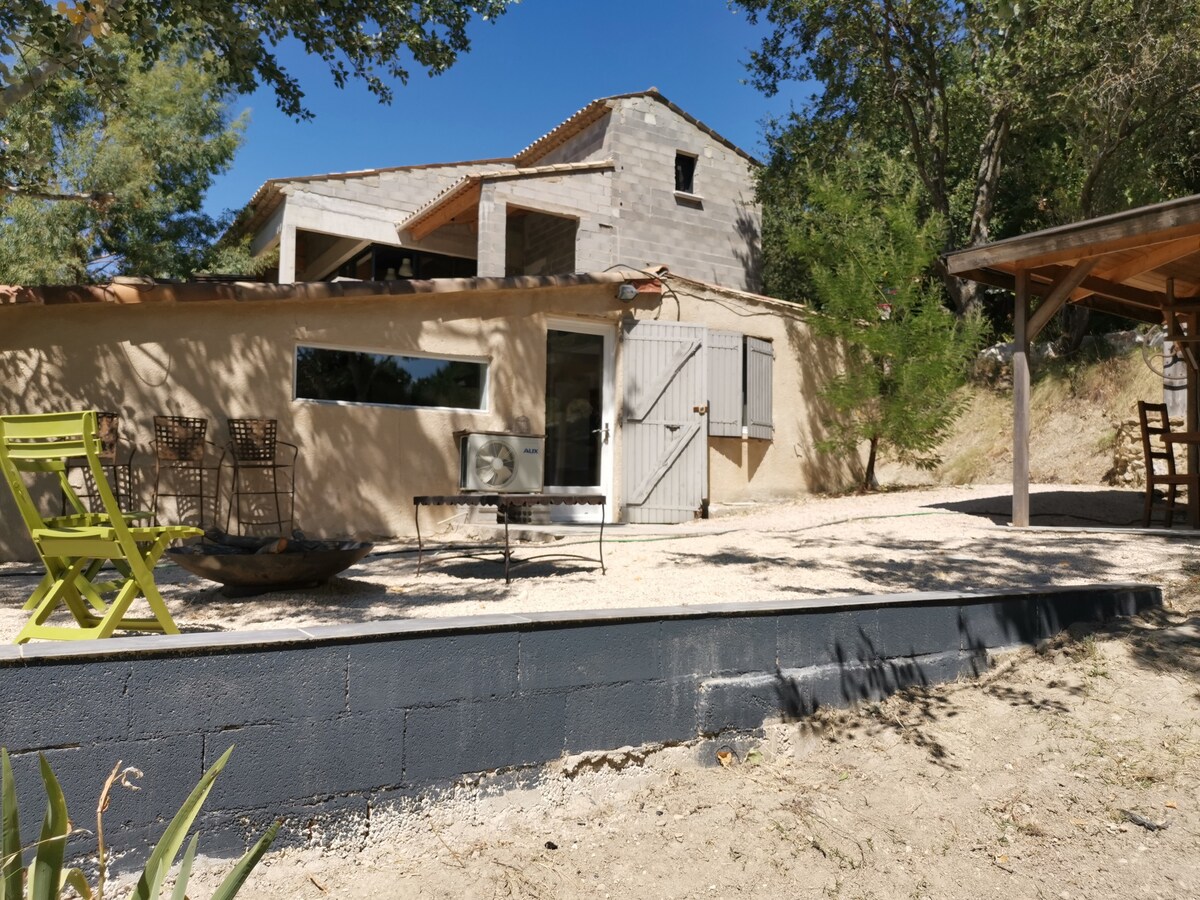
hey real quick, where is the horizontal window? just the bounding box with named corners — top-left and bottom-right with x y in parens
top-left (295, 345), bottom-right (487, 411)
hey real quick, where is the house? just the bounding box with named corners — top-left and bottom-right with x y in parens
top-left (0, 269), bottom-right (853, 560)
top-left (0, 94), bottom-right (851, 562)
top-left (232, 90), bottom-right (763, 293)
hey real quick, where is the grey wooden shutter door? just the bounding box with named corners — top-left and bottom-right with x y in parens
top-left (621, 320), bottom-right (709, 523)
top-left (745, 337), bottom-right (774, 440)
top-left (707, 330), bottom-right (743, 437)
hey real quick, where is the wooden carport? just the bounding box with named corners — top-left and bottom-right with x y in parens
top-left (944, 194), bottom-right (1200, 527)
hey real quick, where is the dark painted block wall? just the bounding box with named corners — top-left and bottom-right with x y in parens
top-left (0, 583), bottom-right (1159, 866)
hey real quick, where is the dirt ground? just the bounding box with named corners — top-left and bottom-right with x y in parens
top-left (174, 584), bottom-right (1200, 900)
top-left (7, 482), bottom-right (1193, 899)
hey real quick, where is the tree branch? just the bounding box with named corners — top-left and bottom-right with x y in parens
top-left (0, 0), bottom-right (127, 120)
top-left (2, 184), bottom-right (115, 206)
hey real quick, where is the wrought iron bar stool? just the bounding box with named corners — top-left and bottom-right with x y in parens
top-left (61, 411), bottom-right (135, 513)
top-left (220, 418), bottom-right (298, 535)
top-left (151, 415), bottom-right (218, 526)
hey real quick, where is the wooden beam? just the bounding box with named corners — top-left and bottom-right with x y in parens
top-left (1092, 235), bottom-right (1200, 285)
top-left (945, 199), bottom-right (1200, 274)
top-left (1073, 294), bottom-right (1162, 325)
top-left (1035, 266), bottom-right (1166, 312)
top-left (1166, 278), bottom-right (1200, 370)
top-left (1026, 258), bottom-right (1099, 341)
top-left (299, 237), bottom-right (369, 282)
top-left (1013, 269), bottom-right (1031, 528)
top-left (1189, 312), bottom-right (1199, 527)
top-left (406, 182), bottom-right (482, 241)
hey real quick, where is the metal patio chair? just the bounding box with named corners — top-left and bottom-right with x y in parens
top-left (220, 417), bottom-right (298, 535)
top-left (0, 410), bottom-right (202, 643)
top-left (152, 415), bottom-right (219, 526)
top-left (60, 410), bottom-right (136, 514)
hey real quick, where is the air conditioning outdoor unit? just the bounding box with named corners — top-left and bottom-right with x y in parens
top-left (458, 431), bottom-right (545, 493)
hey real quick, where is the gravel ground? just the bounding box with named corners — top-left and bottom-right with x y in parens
top-left (1, 483), bottom-right (1196, 642)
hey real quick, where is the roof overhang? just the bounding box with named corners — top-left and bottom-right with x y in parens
top-left (944, 194), bottom-right (1200, 331)
top-left (0, 271), bottom-right (657, 309)
top-left (398, 161), bottom-right (616, 241)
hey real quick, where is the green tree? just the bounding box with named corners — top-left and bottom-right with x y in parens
top-left (736, 0), bottom-right (1200, 322)
top-left (791, 151), bottom-right (984, 490)
top-left (0, 0), bottom-right (516, 198)
top-left (0, 41), bottom-right (246, 282)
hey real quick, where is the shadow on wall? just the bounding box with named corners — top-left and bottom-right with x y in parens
top-left (783, 317), bottom-right (861, 492)
top-left (733, 199), bottom-right (763, 294)
top-left (0, 296), bottom-right (548, 560)
top-left (764, 589), bottom-right (1151, 765)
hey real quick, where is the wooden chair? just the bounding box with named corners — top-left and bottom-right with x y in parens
top-left (1137, 400), bottom-right (1197, 527)
top-left (220, 418), bottom-right (297, 535)
top-left (0, 410), bottom-right (201, 643)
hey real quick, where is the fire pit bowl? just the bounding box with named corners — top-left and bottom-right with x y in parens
top-left (167, 533), bottom-right (374, 594)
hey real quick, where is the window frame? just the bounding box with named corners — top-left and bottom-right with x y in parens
top-left (674, 150), bottom-right (698, 195)
top-left (292, 342), bottom-right (491, 413)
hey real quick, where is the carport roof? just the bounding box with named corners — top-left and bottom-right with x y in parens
top-left (944, 193), bottom-right (1200, 530)
top-left (944, 193), bottom-right (1200, 330)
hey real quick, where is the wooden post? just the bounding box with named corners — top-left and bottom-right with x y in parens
top-left (1013, 269), bottom-right (1031, 527)
top-left (1189, 311), bottom-right (1199, 527)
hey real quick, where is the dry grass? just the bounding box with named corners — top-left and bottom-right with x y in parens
top-left (882, 349), bottom-right (1163, 488)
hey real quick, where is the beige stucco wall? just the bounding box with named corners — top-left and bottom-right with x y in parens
top-left (0, 279), bottom-right (850, 561)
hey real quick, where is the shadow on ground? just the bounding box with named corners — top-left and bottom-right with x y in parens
top-left (663, 529), bottom-right (1137, 596)
top-left (924, 489), bottom-right (1147, 528)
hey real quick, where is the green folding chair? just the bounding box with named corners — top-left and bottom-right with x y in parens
top-left (0, 411), bottom-right (202, 643)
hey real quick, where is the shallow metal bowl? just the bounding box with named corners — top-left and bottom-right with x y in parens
top-left (166, 540), bottom-right (373, 592)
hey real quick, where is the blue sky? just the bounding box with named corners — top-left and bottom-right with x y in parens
top-left (204, 0), bottom-right (816, 217)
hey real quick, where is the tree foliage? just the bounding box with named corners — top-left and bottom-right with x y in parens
top-left (790, 151), bottom-right (984, 489)
top-left (0, 41), bottom-right (246, 282)
top-left (737, 0), bottom-right (1200, 322)
top-left (0, 0), bottom-right (516, 195)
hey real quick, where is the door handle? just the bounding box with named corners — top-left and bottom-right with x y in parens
top-left (693, 404), bottom-right (708, 415)
top-left (591, 423), bottom-right (610, 444)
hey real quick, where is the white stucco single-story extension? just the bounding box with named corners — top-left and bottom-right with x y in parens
top-left (0, 270), bottom-right (852, 560)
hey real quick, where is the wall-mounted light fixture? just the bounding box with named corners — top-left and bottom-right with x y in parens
top-left (398, 258), bottom-right (415, 278)
top-left (616, 282), bottom-right (638, 302)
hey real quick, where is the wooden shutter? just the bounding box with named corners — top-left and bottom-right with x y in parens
top-left (706, 330), bottom-right (743, 437)
top-left (620, 320), bottom-right (709, 523)
top-left (745, 337), bottom-right (774, 441)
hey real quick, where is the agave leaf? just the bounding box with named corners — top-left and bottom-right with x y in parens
top-left (28, 755), bottom-right (69, 900)
top-left (1, 749), bottom-right (22, 900)
top-left (126, 745), bottom-right (234, 900)
top-left (60, 866), bottom-right (93, 899)
top-left (168, 834), bottom-right (199, 900)
top-left (209, 820), bottom-right (279, 900)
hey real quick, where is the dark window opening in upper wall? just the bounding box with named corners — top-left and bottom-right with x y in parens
top-left (675, 152), bottom-right (697, 194)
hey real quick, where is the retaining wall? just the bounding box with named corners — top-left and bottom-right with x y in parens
top-left (0, 583), bottom-right (1159, 863)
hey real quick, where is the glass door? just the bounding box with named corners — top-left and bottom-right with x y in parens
top-left (543, 321), bottom-right (614, 522)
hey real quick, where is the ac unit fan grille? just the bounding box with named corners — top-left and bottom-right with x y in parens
top-left (474, 439), bottom-right (517, 488)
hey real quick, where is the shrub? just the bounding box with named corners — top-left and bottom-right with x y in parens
top-left (0, 745), bottom-right (277, 900)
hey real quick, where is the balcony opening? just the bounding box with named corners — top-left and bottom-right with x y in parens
top-left (506, 208), bottom-right (578, 276)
